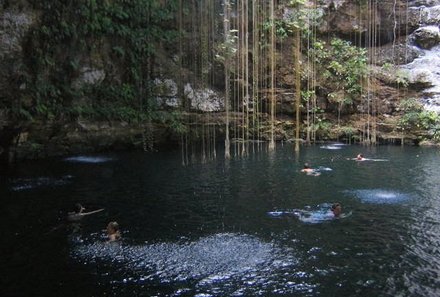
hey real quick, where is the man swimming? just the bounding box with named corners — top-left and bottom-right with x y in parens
top-left (301, 163), bottom-right (314, 173)
top-left (67, 203), bottom-right (104, 222)
top-left (356, 154), bottom-right (365, 161)
top-left (331, 203), bottom-right (342, 217)
top-left (301, 163), bottom-right (321, 176)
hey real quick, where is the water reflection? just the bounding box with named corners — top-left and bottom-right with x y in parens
top-left (3, 145), bottom-right (440, 296)
top-left (346, 189), bottom-right (411, 204)
top-left (64, 156), bottom-right (114, 163)
top-left (10, 175), bottom-right (73, 191)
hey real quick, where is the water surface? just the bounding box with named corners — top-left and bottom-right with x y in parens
top-left (1, 144), bottom-right (440, 296)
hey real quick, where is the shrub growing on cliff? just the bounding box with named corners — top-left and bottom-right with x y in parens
top-left (311, 38), bottom-right (367, 114)
top-left (398, 98), bottom-right (440, 141)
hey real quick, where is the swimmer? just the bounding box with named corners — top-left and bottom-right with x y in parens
top-left (107, 221), bottom-right (121, 242)
top-left (301, 163), bottom-right (321, 176)
top-left (356, 153), bottom-right (365, 161)
top-left (67, 203), bottom-right (104, 222)
top-left (331, 203), bottom-right (342, 217)
top-left (301, 163), bottom-right (314, 173)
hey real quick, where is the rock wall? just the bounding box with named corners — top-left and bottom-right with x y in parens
top-left (1, 0), bottom-right (440, 162)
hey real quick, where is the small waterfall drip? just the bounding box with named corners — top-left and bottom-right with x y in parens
top-left (405, 3), bottom-right (440, 111)
top-left (403, 45), bottom-right (440, 110)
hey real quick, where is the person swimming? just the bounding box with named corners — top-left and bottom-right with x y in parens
top-left (107, 221), bottom-right (121, 242)
top-left (331, 203), bottom-right (342, 217)
top-left (356, 154), bottom-right (365, 161)
top-left (301, 163), bottom-right (321, 176)
top-left (301, 163), bottom-right (314, 173)
top-left (67, 203), bottom-right (104, 222)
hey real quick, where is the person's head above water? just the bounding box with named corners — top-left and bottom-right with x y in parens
top-left (356, 154), bottom-right (364, 160)
top-left (331, 203), bottom-right (342, 217)
top-left (303, 163), bottom-right (311, 169)
top-left (74, 203), bottom-right (85, 214)
top-left (107, 221), bottom-right (121, 242)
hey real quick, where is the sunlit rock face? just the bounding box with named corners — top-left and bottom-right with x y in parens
top-left (408, 0), bottom-right (440, 6)
top-left (72, 67), bottom-right (106, 90)
top-left (403, 45), bottom-right (440, 111)
top-left (407, 5), bottom-right (440, 30)
top-left (317, 0), bottom-right (409, 44)
top-left (153, 78), bottom-right (224, 112)
top-left (402, 2), bottom-right (440, 111)
top-left (0, 10), bottom-right (35, 57)
top-left (370, 39), bottom-right (423, 65)
top-left (411, 26), bottom-right (440, 49)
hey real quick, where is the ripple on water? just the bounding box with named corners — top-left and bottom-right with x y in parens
top-left (10, 175), bottom-right (73, 191)
top-left (268, 203), bottom-right (350, 224)
top-left (71, 233), bottom-right (306, 295)
top-left (346, 189), bottom-right (411, 204)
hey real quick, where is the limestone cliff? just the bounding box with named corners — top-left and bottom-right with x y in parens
top-left (1, 0), bottom-right (440, 162)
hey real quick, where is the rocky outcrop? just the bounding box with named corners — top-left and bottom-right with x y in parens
top-left (2, 0), bottom-right (440, 162)
top-left (407, 4), bottom-right (440, 30)
top-left (411, 25), bottom-right (440, 49)
top-left (318, 0), bottom-right (409, 44)
top-left (370, 38), bottom-right (423, 65)
top-left (154, 78), bottom-right (224, 112)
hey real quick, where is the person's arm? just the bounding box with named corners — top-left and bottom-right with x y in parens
top-left (81, 208), bottom-right (105, 216)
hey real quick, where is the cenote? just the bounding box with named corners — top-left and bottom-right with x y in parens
top-left (2, 144), bottom-right (440, 297)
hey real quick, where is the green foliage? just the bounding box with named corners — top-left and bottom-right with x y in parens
top-left (381, 63), bottom-right (409, 88)
top-left (312, 118), bottom-right (332, 139)
top-left (215, 30), bottom-right (238, 63)
top-left (153, 111), bottom-right (187, 135)
top-left (395, 70), bottom-right (410, 88)
top-left (381, 63), bottom-right (393, 72)
top-left (283, 2), bottom-right (323, 34)
top-left (398, 98), bottom-right (440, 141)
top-left (22, 0), bottom-right (179, 127)
top-left (289, 0), bottom-right (307, 6)
top-left (311, 38), bottom-right (367, 110)
top-left (301, 90), bottom-right (315, 103)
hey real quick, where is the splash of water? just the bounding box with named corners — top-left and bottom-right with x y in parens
top-left (268, 203), bottom-right (349, 224)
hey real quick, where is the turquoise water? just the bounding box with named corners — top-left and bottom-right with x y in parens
top-left (1, 144), bottom-right (440, 296)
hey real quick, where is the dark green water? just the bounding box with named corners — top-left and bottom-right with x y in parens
top-left (1, 144), bottom-right (440, 297)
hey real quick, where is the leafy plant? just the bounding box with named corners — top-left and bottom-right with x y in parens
top-left (398, 98), bottom-right (440, 141)
top-left (311, 38), bottom-right (367, 112)
top-left (22, 0), bottom-right (179, 126)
